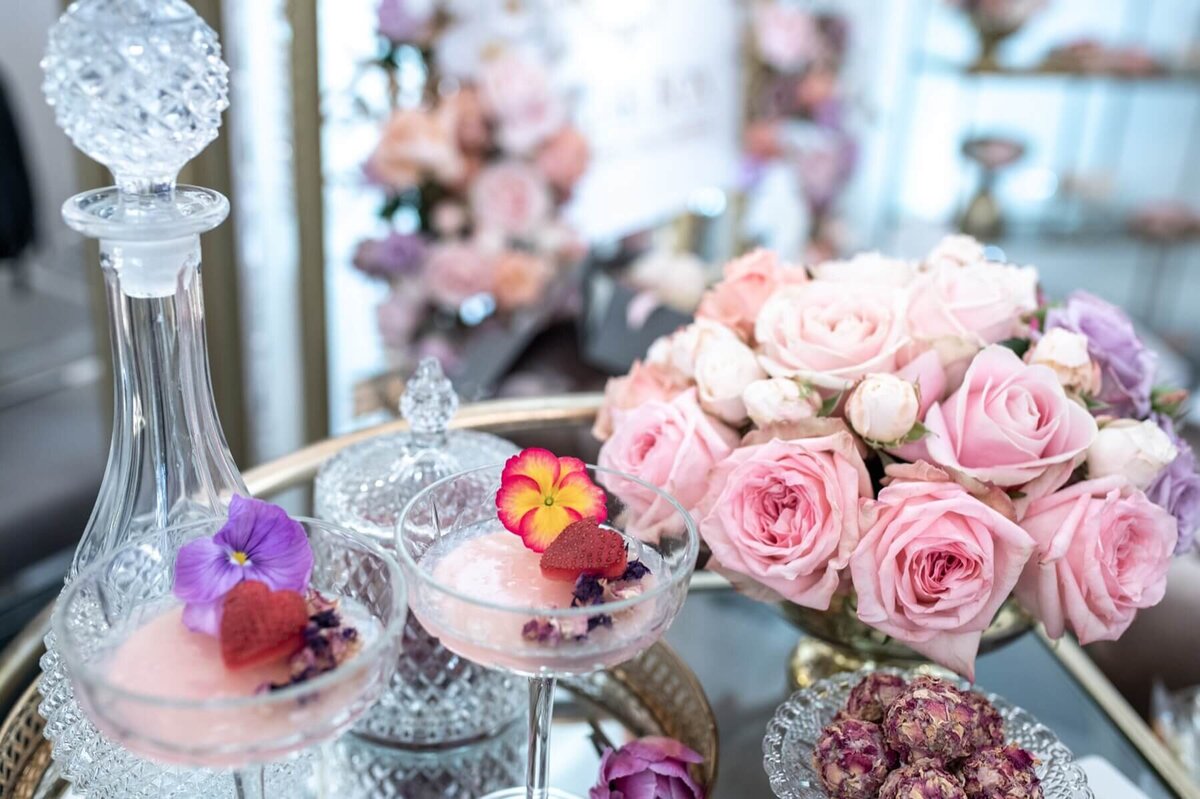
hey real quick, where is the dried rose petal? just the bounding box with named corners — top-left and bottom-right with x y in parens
top-left (879, 762), bottom-right (966, 799)
top-left (960, 744), bottom-right (1043, 798)
top-left (884, 677), bottom-right (979, 762)
top-left (810, 718), bottom-right (894, 799)
top-left (845, 673), bottom-right (909, 723)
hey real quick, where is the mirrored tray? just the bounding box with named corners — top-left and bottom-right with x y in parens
top-left (0, 641), bottom-right (717, 798)
top-left (762, 668), bottom-right (1093, 799)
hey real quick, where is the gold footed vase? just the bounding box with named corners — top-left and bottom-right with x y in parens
top-left (782, 595), bottom-right (1033, 689)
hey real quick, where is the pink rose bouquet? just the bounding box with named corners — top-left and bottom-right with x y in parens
top-left (598, 236), bottom-right (1193, 676)
top-left (353, 5), bottom-right (590, 376)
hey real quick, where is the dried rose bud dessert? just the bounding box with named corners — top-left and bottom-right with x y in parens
top-left (884, 677), bottom-right (978, 762)
top-left (959, 744), bottom-right (1043, 799)
top-left (878, 762), bottom-right (967, 799)
top-left (844, 673), bottom-right (908, 723)
top-left (810, 717), bottom-right (895, 799)
top-left (962, 690), bottom-right (1005, 751)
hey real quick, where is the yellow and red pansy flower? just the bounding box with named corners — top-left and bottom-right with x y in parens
top-left (496, 448), bottom-right (608, 552)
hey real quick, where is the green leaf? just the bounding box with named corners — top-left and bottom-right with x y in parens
top-left (899, 421), bottom-right (930, 444)
top-left (818, 391), bottom-right (843, 418)
top-left (997, 337), bottom-right (1031, 359)
top-left (1151, 385), bottom-right (1190, 419)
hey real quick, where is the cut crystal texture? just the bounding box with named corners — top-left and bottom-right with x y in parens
top-left (316, 357), bottom-right (525, 746)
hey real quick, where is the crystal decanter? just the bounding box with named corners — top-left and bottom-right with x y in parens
top-left (316, 358), bottom-right (525, 747)
top-left (38, 1), bottom-right (302, 795)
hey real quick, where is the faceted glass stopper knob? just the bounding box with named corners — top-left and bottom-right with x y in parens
top-left (401, 357), bottom-right (459, 438)
top-left (42, 0), bottom-right (230, 193)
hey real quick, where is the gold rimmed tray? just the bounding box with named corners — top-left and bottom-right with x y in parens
top-left (0, 640), bottom-right (717, 798)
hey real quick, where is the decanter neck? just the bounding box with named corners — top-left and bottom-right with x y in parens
top-left (72, 236), bottom-right (244, 576)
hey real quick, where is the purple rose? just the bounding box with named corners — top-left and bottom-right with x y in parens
top-left (376, 0), bottom-right (433, 44)
top-left (353, 232), bottom-right (428, 281)
top-left (589, 737), bottom-right (705, 799)
top-left (1045, 291), bottom-right (1156, 417)
top-left (1149, 414), bottom-right (1200, 554)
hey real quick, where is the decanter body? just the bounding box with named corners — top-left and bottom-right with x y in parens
top-left (37, 1), bottom-right (302, 795)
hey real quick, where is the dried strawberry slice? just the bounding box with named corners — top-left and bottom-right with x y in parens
top-left (218, 580), bottom-right (308, 670)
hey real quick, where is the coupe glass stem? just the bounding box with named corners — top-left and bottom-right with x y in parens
top-left (526, 675), bottom-right (557, 799)
top-left (233, 766), bottom-right (265, 799)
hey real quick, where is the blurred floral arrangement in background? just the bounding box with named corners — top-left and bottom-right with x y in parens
top-left (353, 0), bottom-right (589, 375)
top-left (741, 1), bottom-right (857, 262)
top-left (595, 236), bottom-right (1197, 679)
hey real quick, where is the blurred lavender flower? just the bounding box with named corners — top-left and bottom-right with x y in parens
top-left (1149, 414), bottom-right (1200, 554)
top-left (376, 0), bottom-right (434, 44)
top-left (1045, 291), bottom-right (1156, 418)
top-left (353, 232), bottom-right (429, 281)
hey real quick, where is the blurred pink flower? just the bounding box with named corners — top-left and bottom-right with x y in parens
top-left (753, 3), bottom-right (823, 73)
top-left (443, 86), bottom-right (491, 153)
top-left (492, 250), bottom-right (553, 311)
top-left (696, 249), bottom-right (807, 341)
top-left (422, 242), bottom-right (493, 311)
top-left (365, 109), bottom-right (464, 191)
top-left (535, 126), bottom-right (590, 191)
top-left (480, 51), bottom-right (566, 153)
top-left (376, 282), bottom-right (426, 349)
top-left (470, 161), bottom-right (552, 238)
top-left (594, 360), bottom-right (688, 441)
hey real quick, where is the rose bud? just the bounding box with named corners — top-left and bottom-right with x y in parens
top-left (693, 334), bottom-right (766, 424)
top-left (1027, 328), bottom-right (1101, 396)
top-left (884, 678), bottom-right (978, 762)
top-left (846, 373), bottom-right (920, 444)
top-left (742, 378), bottom-right (822, 428)
top-left (879, 762), bottom-right (967, 799)
top-left (1086, 419), bottom-right (1178, 490)
top-left (811, 718), bottom-right (895, 799)
top-left (844, 673), bottom-right (908, 724)
top-left (960, 744), bottom-right (1043, 799)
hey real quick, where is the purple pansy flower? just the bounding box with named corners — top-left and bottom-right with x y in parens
top-left (1045, 291), bottom-right (1156, 418)
top-left (589, 737), bottom-right (705, 799)
top-left (173, 496), bottom-right (314, 635)
top-left (1149, 414), bottom-right (1200, 554)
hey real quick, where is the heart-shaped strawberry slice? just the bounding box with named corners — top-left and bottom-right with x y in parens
top-left (219, 580), bottom-right (308, 670)
top-left (539, 518), bottom-right (627, 582)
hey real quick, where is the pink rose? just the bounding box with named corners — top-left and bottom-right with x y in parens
top-left (479, 51), bottom-right (566, 154)
top-left (851, 473), bottom-right (1036, 678)
top-left (443, 86), bottom-right (490, 153)
top-left (422, 242), bottom-right (493, 311)
top-left (1016, 476), bottom-right (1177, 644)
top-left (598, 390), bottom-right (739, 533)
top-left (754, 282), bottom-right (909, 390)
top-left (752, 3), bottom-right (823, 73)
top-left (491, 250), bottom-right (553, 311)
top-left (907, 261), bottom-right (1038, 354)
top-left (698, 433), bottom-right (870, 609)
top-left (535, 126), bottom-right (590, 192)
top-left (696, 249), bottom-right (808, 340)
top-left (469, 161), bottom-right (552, 238)
top-left (365, 109), bottom-right (464, 191)
top-left (924, 346), bottom-right (1098, 494)
top-left (593, 360), bottom-right (688, 441)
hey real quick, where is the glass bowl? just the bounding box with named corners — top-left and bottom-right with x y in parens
top-left (762, 668), bottom-right (1094, 799)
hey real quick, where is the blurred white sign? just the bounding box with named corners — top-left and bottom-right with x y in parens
top-left (551, 0), bottom-right (742, 240)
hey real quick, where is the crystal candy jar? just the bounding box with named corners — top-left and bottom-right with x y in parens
top-left (38, 1), bottom-right (304, 794)
top-left (315, 358), bottom-right (524, 747)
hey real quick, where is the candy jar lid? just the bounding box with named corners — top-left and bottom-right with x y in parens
top-left (315, 358), bottom-right (519, 543)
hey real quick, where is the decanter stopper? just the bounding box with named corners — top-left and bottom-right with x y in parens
top-left (42, 0), bottom-right (229, 196)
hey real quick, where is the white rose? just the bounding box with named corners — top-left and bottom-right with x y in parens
top-left (1028, 328), bottom-right (1101, 395)
top-left (742, 378), bottom-right (822, 428)
top-left (845, 373), bottom-right (921, 444)
top-left (1086, 419), bottom-right (1178, 490)
top-left (627, 250), bottom-right (708, 312)
top-left (925, 234), bottom-right (987, 269)
top-left (647, 320), bottom-right (740, 382)
top-left (694, 336), bottom-right (767, 424)
top-left (811, 252), bottom-right (916, 287)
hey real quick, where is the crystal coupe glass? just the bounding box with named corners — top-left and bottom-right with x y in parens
top-left (55, 518), bottom-right (407, 799)
top-left (396, 464), bottom-right (699, 799)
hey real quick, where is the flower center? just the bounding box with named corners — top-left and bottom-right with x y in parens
top-left (544, 495), bottom-right (555, 506)
top-left (230, 550), bottom-right (250, 566)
